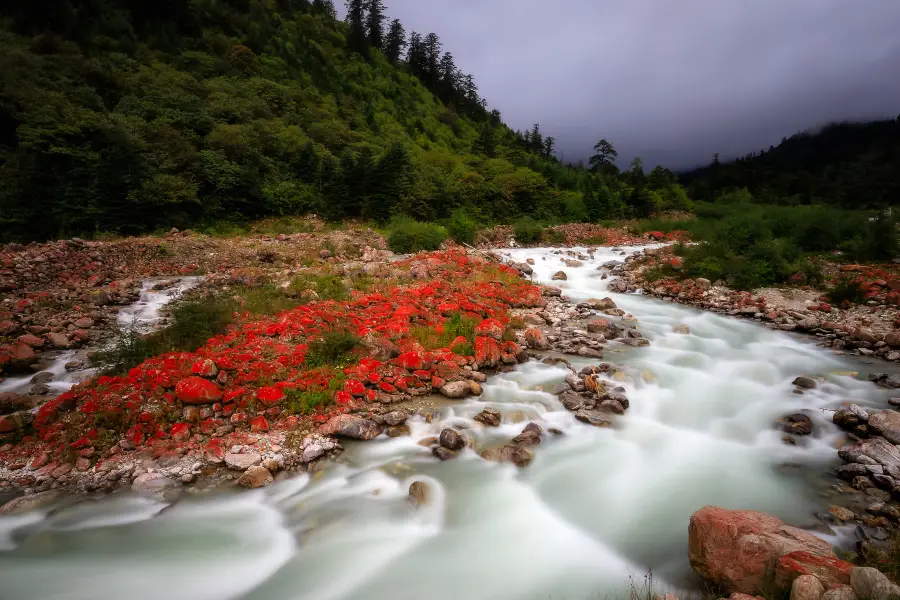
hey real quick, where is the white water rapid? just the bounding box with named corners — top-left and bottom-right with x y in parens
top-left (0, 248), bottom-right (895, 600)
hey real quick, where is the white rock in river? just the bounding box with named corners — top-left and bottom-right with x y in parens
top-left (224, 452), bottom-right (262, 470)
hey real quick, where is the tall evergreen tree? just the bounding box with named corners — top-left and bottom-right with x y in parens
top-left (529, 124), bottom-right (543, 154)
top-left (423, 32), bottom-right (442, 86)
top-left (473, 124), bottom-right (496, 158)
top-left (384, 18), bottom-right (406, 63)
top-left (406, 31), bottom-right (426, 77)
top-left (589, 139), bottom-right (617, 172)
top-left (544, 136), bottom-right (555, 159)
top-left (438, 52), bottom-right (457, 100)
top-left (312, 0), bottom-right (336, 16)
top-left (364, 0), bottom-right (386, 51)
top-left (345, 0), bottom-right (368, 56)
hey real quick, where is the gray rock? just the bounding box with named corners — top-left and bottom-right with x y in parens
top-left (575, 409), bottom-right (613, 427)
top-left (474, 408), bottom-right (501, 427)
top-left (792, 376), bottom-right (817, 389)
top-left (131, 473), bottom-right (178, 494)
top-left (224, 452), bottom-right (262, 470)
top-left (821, 585), bottom-right (857, 600)
top-left (868, 410), bottom-right (900, 444)
top-left (382, 411), bottom-right (408, 426)
top-left (790, 574), bottom-right (825, 600)
top-left (837, 464), bottom-right (870, 480)
top-left (439, 380), bottom-right (471, 399)
top-left (587, 297), bottom-right (617, 311)
top-left (551, 271), bottom-right (567, 281)
top-left (850, 567), bottom-right (900, 600)
top-left (0, 490), bottom-right (62, 515)
top-left (480, 444), bottom-right (534, 467)
top-left (559, 391), bottom-right (585, 411)
top-left (565, 372), bottom-right (585, 392)
top-left (512, 422), bottom-right (543, 445)
top-left (619, 337), bottom-right (650, 347)
top-left (320, 414), bottom-right (383, 440)
top-left (439, 428), bottom-right (465, 450)
top-left (840, 438), bottom-right (900, 472)
top-left (301, 443), bottom-right (325, 463)
top-left (432, 446), bottom-right (456, 461)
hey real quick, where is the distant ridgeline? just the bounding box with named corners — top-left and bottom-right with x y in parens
top-left (680, 118), bottom-right (900, 208)
top-left (0, 0), bottom-right (691, 242)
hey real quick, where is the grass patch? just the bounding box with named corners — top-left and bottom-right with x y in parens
top-left (828, 277), bottom-right (868, 305)
top-left (387, 217), bottom-right (447, 253)
top-left (410, 312), bottom-right (478, 353)
top-left (284, 371), bottom-right (346, 414)
top-left (304, 330), bottom-right (361, 368)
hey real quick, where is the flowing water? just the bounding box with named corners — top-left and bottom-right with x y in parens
top-left (0, 248), bottom-right (895, 600)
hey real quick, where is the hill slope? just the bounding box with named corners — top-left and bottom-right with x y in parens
top-left (681, 118), bottom-right (900, 207)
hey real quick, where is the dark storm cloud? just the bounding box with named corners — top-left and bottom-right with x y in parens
top-left (362, 0), bottom-right (900, 169)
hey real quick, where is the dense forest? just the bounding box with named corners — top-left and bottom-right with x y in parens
top-left (0, 0), bottom-right (690, 242)
top-left (682, 118), bottom-right (900, 208)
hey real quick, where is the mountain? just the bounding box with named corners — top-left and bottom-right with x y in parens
top-left (0, 0), bottom-right (695, 242)
top-left (681, 118), bottom-right (900, 208)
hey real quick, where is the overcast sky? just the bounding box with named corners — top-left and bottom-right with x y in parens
top-left (354, 0), bottom-right (900, 170)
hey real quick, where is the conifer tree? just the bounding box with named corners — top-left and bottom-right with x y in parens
top-left (384, 18), bottom-right (406, 62)
top-left (423, 32), bottom-right (442, 86)
top-left (406, 31), bottom-right (426, 77)
top-left (345, 0), bottom-right (368, 56)
top-left (365, 0), bottom-right (386, 51)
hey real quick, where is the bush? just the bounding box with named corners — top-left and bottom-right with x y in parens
top-left (304, 330), bottom-right (360, 367)
top-left (828, 278), bottom-right (867, 305)
top-left (445, 209), bottom-right (480, 245)
top-left (513, 217), bottom-right (544, 245)
top-left (387, 218), bottom-right (447, 253)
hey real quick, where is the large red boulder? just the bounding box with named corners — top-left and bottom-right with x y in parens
top-left (688, 506), bottom-right (839, 595)
top-left (175, 376), bottom-right (223, 405)
top-left (774, 551), bottom-right (854, 591)
top-left (475, 336), bottom-right (501, 369)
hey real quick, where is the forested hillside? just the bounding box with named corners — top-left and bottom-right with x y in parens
top-left (682, 118), bottom-right (900, 207)
top-left (0, 0), bottom-right (690, 242)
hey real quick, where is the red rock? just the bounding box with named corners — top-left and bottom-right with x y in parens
top-left (688, 506), bottom-right (839, 595)
top-left (0, 321), bottom-right (17, 335)
top-left (524, 328), bottom-right (550, 350)
top-left (0, 342), bottom-right (36, 367)
top-left (435, 360), bottom-right (462, 381)
top-left (774, 551), bottom-right (854, 591)
top-left (175, 377), bottom-right (223, 405)
top-left (395, 351), bottom-right (425, 371)
top-left (191, 359), bottom-right (219, 378)
top-left (50, 463), bottom-right (73, 478)
top-left (75, 457), bottom-right (91, 471)
top-left (17, 334), bottom-right (43, 348)
top-left (30, 452), bottom-right (49, 469)
top-left (474, 318), bottom-right (503, 340)
top-left (344, 379), bottom-right (366, 396)
top-left (170, 423), bottom-right (191, 442)
top-left (475, 336), bottom-right (501, 369)
top-left (257, 386), bottom-right (284, 405)
top-left (206, 444), bottom-right (226, 463)
top-left (249, 416), bottom-right (269, 433)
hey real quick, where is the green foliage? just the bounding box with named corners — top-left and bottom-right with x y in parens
top-left (513, 217), bottom-right (544, 244)
top-left (410, 312), bottom-right (477, 353)
top-left (387, 218), bottom-right (447, 253)
top-left (284, 372), bottom-right (345, 414)
top-left (445, 208), bottom-right (480, 245)
top-left (828, 278), bottom-right (867, 305)
top-left (304, 329), bottom-right (360, 367)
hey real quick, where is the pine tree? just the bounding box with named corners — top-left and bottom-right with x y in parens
top-left (438, 52), bottom-right (457, 100)
top-left (423, 32), bottom-right (442, 87)
top-left (544, 136), bottom-right (555, 159)
top-left (529, 124), bottom-right (543, 154)
top-left (345, 0), bottom-right (368, 56)
top-left (312, 0), bottom-right (336, 16)
top-left (365, 0), bottom-right (386, 51)
top-left (406, 31), bottom-right (426, 77)
top-left (473, 124), bottom-right (495, 158)
top-left (384, 18), bottom-right (406, 63)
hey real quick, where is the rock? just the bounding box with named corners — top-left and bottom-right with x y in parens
top-left (440, 380), bottom-right (471, 399)
top-left (131, 473), bottom-right (178, 494)
top-left (850, 567), bottom-right (900, 600)
top-left (524, 328), bottom-right (551, 350)
top-left (776, 551), bottom-right (854, 591)
top-left (885, 332), bottom-right (900, 347)
top-left (587, 297), bottom-right (618, 311)
top-left (320, 414), bottom-right (383, 440)
top-left (839, 438), bottom-right (900, 472)
top-left (386, 425), bottom-right (410, 437)
top-left (175, 376), bottom-right (223, 405)
top-left (408, 481), bottom-right (431, 507)
top-left (829, 506), bottom-right (856, 522)
top-left (781, 413), bottom-right (814, 436)
top-left (469, 381), bottom-right (483, 396)
top-left (224, 452), bottom-right (262, 470)
top-left (868, 410), bottom-right (900, 444)
top-left (792, 376), bottom-right (817, 389)
top-left (46, 332), bottom-right (69, 348)
top-left (790, 575), bottom-right (825, 600)
top-left (301, 443), bottom-right (325, 463)
top-left (383, 411), bottom-right (408, 426)
top-left (474, 408), bottom-right (501, 427)
top-left (821, 585), bottom-right (857, 600)
top-left (598, 399), bottom-right (626, 415)
top-left (575, 409), bottom-right (613, 427)
top-left (587, 318), bottom-right (619, 338)
top-left (0, 490), bottom-right (62, 515)
top-left (512, 422), bottom-right (543, 445)
top-left (620, 337), bottom-right (650, 347)
top-left (673, 324), bottom-right (691, 334)
top-left (237, 466), bottom-right (273, 489)
top-left (551, 271), bottom-right (567, 281)
top-left (559, 390), bottom-right (585, 411)
top-left (480, 444), bottom-right (534, 467)
top-left (439, 428), bottom-right (465, 450)
top-left (432, 446), bottom-right (456, 461)
top-left (696, 278), bottom-right (712, 290)
top-left (688, 506), bottom-right (842, 595)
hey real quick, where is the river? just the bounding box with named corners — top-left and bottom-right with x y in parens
top-left (0, 247), bottom-right (893, 600)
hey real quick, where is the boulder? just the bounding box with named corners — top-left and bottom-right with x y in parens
top-left (439, 428), bottom-right (465, 450)
top-left (792, 376), bottom-right (817, 390)
top-left (512, 422), bottom-right (543, 445)
top-left (175, 376), bottom-right (223, 405)
top-left (790, 575), bottom-right (825, 600)
top-left (0, 490), bottom-right (62, 515)
top-left (237, 466), bottom-right (273, 489)
top-left (440, 380), bottom-right (471, 399)
top-left (132, 473), bottom-right (178, 494)
top-left (46, 332), bottom-right (69, 348)
top-left (850, 567), bottom-right (900, 600)
top-left (575, 409), bottom-right (613, 427)
top-left (821, 585), bottom-right (857, 600)
top-left (382, 411), bottom-right (408, 426)
top-left (559, 390), bottom-right (585, 411)
top-left (524, 328), bottom-right (551, 350)
top-left (320, 414), bottom-right (383, 440)
top-left (673, 324), bottom-right (691, 334)
top-left (432, 446), bottom-right (456, 461)
top-left (408, 481), bottom-right (431, 507)
top-left (225, 452), bottom-right (262, 470)
top-left (551, 271), bottom-right (567, 281)
top-left (775, 551), bottom-right (854, 590)
top-left (839, 438), bottom-right (900, 472)
top-left (688, 506), bottom-right (841, 595)
top-left (587, 318), bottom-right (619, 338)
top-left (587, 297), bottom-right (618, 311)
top-left (481, 444), bottom-right (534, 467)
top-left (868, 410), bottom-right (900, 444)
top-left (885, 332), bottom-right (900, 348)
top-left (474, 408), bottom-right (501, 427)
top-left (780, 414), bottom-right (814, 436)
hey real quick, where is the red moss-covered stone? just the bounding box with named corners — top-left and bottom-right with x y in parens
top-left (249, 416), bottom-right (269, 433)
top-left (773, 551), bottom-right (854, 591)
top-left (170, 423), bottom-right (191, 442)
top-left (475, 318), bottom-right (503, 340)
top-left (395, 351), bottom-right (425, 371)
top-left (344, 379), bottom-right (366, 396)
top-left (475, 336), bottom-right (501, 368)
top-left (175, 377), bottom-right (223, 405)
top-left (191, 359), bottom-right (219, 378)
top-left (257, 386), bottom-right (285, 406)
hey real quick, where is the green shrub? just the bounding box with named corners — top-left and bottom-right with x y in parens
top-left (284, 372), bottom-right (345, 414)
top-left (387, 218), bottom-right (447, 253)
top-left (304, 330), bottom-right (360, 367)
top-left (828, 278), bottom-right (867, 305)
top-left (446, 209), bottom-right (480, 245)
top-left (513, 217), bottom-right (544, 244)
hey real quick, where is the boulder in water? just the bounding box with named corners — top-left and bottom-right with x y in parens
top-left (512, 422), bottom-right (542, 445)
top-left (408, 481), bottom-right (431, 507)
top-left (551, 271), bottom-right (567, 281)
top-left (868, 410), bottom-right (900, 444)
top-left (320, 414), bottom-right (383, 440)
top-left (439, 428), bottom-right (464, 450)
top-left (474, 408), bottom-right (501, 427)
top-left (792, 376), bottom-right (817, 389)
top-left (587, 297), bottom-right (617, 310)
top-left (237, 465), bottom-right (273, 489)
top-left (481, 444), bottom-right (533, 467)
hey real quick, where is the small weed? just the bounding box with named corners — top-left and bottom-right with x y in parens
top-left (284, 371), bottom-right (345, 414)
top-left (410, 312), bottom-right (478, 352)
top-left (304, 330), bottom-right (360, 368)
